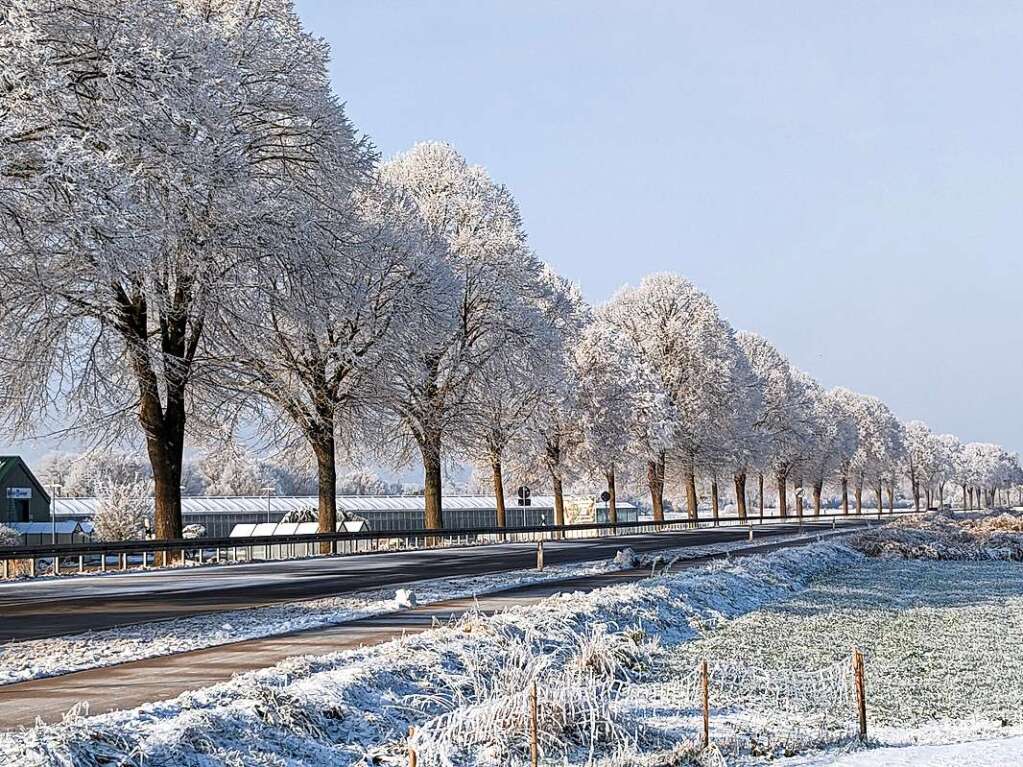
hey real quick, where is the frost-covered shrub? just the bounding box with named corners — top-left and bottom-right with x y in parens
top-left (0, 524), bottom-right (20, 547)
top-left (181, 524), bottom-right (206, 539)
top-left (850, 510), bottom-right (1023, 560)
top-left (280, 507), bottom-right (316, 523)
top-left (92, 478), bottom-right (153, 542)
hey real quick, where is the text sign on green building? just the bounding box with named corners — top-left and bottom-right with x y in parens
top-left (6, 488), bottom-right (31, 499)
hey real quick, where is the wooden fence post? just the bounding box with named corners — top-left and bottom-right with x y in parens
top-left (408, 725), bottom-right (417, 767)
top-left (852, 648), bottom-right (867, 741)
top-left (530, 680), bottom-right (539, 767)
top-left (536, 541), bottom-right (544, 572)
top-left (701, 659), bottom-right (710, 749)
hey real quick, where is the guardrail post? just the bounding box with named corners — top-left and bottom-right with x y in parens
top-left (30, 556), bottom-right (36, 578)
top-left (53, 555), bottom-right (60, 576)
top-left (100, 553), bottom-right (106, 573)
top-left (120, 552), bottom-right (127, 571)
top-left (748, 526), bottom-right (753, 541)
top-left (79, 554), bottom-right (84, 573)
top-left (2, 559), bottom-right (8, 579)
top-left (536, 541), bottom-right (544, 571)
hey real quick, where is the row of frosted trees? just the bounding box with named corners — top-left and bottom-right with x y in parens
top-left (571, 275), bottom-right (1023, 523)
top-left (0, 1), bottom-right (1019, 541)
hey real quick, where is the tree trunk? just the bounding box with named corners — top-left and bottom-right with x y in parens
top-left (776, 472), bottom-right (788, 519)
top-left (551, 473), bottom-right (566, 527)
top-left (794, 478), bottom-right (803, 518)
top-left (606, 467), bottom-right (618, 525)
top-left (962, 484), bottom-right (968, 511)
top-left (120, 283), bottom-right (195, 545)
top-left (734, 472), bottom-right (748, 521)
top-left (912, 480), bottom-right (920, 513)
top-left (685, 467), bottom-right (698, 521)
top-left (875, 482), bottom-right (883, 516)
top-left (312, 432), bottom-right (337, 554)
top-left (711, 480), bottom-right (719, 524)
top-left (967, 486), bottom-right (974, 511)
top-left (648, 453), bottom-right (665, 523)
top-left (841, 477), bottom-right (849, 515)
top-left (813, 480), bottom-right (823, 516)
top-left (925, 487), bottom-right (932, 510)
top-left (758, 473), bottom-right (765, 521)
top-left (886, 484), bottom-right (894, 514)
top-left (492, 457), bottom-right (506, 528)
top-left (855, 481), bottom-right (863, 514)
top-left (420, 431), bottom-right (443, 529)
top-left (146, 422), bottom-right (185, 542)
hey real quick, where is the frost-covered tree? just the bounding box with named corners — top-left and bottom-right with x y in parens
top-left (575, 320), bottom-right (668, 524)
top-left (849, 396), bottom-right (904, 513)
top-left (799, 386), bottom-right (859, 515)
top-left (904, 421), bottom-right (943, 512)
top-left (818, 388), bottom-right (863, 514)
top-left (0, 0), bottom-right (349, 540)
top-left (460, 266), bottom-right (579, 527)
top-left (509, 289), bottom-right (590, 526)
top-left (930, 433), bottom-right (962, 509)
top-left (378, 142), bottom-right (544, 529)
top-left (36, 449), bottom-right (151, 497)
top-left (735, 333), bottom-right (813, 518)
top-left (604, 274), bottom-right (752, 521)
top-left (337, 469), bottom-right (405, 496)
top-left (196, 445), bottom-right (270, 497)
top-left (218, 170), bottom-right (451, 537)
top-left (92, 477), bottom-right (153, 541)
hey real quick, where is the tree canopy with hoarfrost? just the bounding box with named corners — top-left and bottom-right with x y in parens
top-left (574, 319), bottom-right (670, 523)
top-left (603, 274), bottom-right (753, 521)
top-left (735, 332), bottom-right (813, 518)
top-left (378, 142), bottom-right (545, 529)
top-left (0, 0), bottom-right (356, 540)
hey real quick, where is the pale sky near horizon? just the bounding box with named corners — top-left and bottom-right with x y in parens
top-left (7, 2), bottom-right (1022, 463)
top-left (294, 0), bottom-right (1023, 454)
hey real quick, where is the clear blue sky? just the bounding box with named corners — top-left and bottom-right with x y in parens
top-left (295, 0), bottom-right (1023, 453)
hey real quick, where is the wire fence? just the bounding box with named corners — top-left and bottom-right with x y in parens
top-left (404, 648), bottom-right (871, 766)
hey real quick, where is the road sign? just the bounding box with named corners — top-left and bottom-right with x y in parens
top-left (517, 485), bottom-right (531, 506)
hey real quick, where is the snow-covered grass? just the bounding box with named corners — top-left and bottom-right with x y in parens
top-left (0, 530), bottom-right (844, 686)
top-left (0, 541), bottom-right (859, 765)
top-left (849, 509), bottom-right (1023, 560)
top-left (649, 555), bottom-right (1023, 763)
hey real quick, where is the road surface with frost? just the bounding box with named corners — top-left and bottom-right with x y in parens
top-left (0, 518), bottom-right (870, 641)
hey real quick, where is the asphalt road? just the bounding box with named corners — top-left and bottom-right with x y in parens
top-left (0, 517), bottom-right (876, 643)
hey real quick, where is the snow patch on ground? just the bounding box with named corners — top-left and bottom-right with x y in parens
top-left (0, 530), bottom-right (842, 686)
top-left (780, 734), bottom-right (1023, 766)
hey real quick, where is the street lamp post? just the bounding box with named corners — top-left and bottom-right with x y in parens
top-left (48, 483), bottom-right (62, 544)
top-left (262, 486), bottom-right (276, 524)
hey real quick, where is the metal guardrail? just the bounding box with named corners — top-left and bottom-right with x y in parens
top-left (0, 509), bottom-right (914, 577)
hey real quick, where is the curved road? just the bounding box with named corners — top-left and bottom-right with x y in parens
top-left (0, 518), bottom-right (874, 642)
